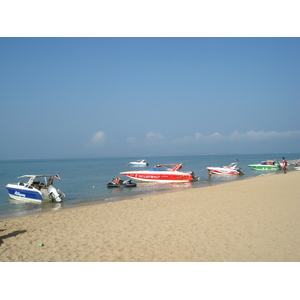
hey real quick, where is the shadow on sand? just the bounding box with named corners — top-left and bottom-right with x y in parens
top-left (0, 229), bottom-right (27, 246)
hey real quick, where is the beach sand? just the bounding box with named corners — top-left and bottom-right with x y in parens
top-left (1, 171), bottom-right (299, 262)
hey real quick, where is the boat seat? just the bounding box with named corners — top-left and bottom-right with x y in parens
top-left (32, 181), bottom-right (40, 189)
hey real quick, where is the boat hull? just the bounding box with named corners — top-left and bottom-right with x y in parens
top-left (120, 171), bottom-right (195, 183)
top-left (6, 185), bottom-right (43, 201)
top-left (248, 164), bottom-right (279, 170)
top-left (128, 163), bottom-right (148, 167)
top-left (207, 168), bottom-right (240, 175)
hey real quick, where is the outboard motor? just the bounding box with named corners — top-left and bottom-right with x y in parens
top-left (47, 185), bottom-right (62, 202)
top-left (237, 168), bottom-right (245, 175)
top-left (189, 171), bottom-right (200, 181)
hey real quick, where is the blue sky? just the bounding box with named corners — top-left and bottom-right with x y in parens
top-left (1, 37), bottom-right (300, 159)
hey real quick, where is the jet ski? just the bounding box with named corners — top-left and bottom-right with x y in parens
top-left (107, 177), bottom-right (137, 188)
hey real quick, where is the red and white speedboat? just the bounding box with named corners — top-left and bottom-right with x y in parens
top-left (207, 162), bottom-right (245, 176)
top-left (120, 163), bottom-right (199, 183)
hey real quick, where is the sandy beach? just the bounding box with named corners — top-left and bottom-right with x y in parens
top-left (1, 171), bottom-right (299, 262)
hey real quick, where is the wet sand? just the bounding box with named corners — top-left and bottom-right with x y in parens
top-left (1, 171), bottom-right (299, 262)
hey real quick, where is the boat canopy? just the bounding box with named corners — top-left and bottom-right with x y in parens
top-left (18, 175), bottom-right (54, 178)
top-left (150, 163), bottom-right (184, 172)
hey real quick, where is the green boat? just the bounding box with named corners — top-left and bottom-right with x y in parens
top-left (248, 160), bottom-right (281, 170)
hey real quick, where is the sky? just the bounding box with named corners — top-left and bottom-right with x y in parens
top-left (1, 37), bottom-right (300, 159)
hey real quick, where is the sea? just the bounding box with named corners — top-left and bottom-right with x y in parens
top-left (1, 153), bottom-right (299, 219)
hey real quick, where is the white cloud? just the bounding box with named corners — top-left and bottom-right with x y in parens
top-left (126, 137), bottom-right (136, 143)
top-left (192, 131), bottom-right (225, 143)
top-left (194, 132), bottom-right (203, 139)
top-left (228, 130), bottom-right (300, 141)
top-left (146, 132), bottom-right (166, 142)
top-left (92, 131), bottom-right (106, 145)
top-left (175, 130), bottom-right (300, 145)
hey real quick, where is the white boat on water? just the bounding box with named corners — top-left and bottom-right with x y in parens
top-left (6, 174), bottom-right (65, 202)
top-left (294, 161), bottom-right (300, 170)
top-left (127, 159), bottom-right (149, 167)
top-left (207, 162), bottom-right (245, 176)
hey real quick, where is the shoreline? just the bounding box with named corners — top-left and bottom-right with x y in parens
top-left (0, 172), bottom-right (262, 220)
top-left (0, 177), bottom-right (223, 220)
top-left (1, 155), bottom-right (299, 221)
top-left (1, 171), bottom-right (299, 262)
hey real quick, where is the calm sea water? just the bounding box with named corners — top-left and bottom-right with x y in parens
top-left (1, 153), bottom-right (299, 219)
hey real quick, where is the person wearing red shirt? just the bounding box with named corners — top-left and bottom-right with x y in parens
top-left (282, 157), bottom-right (287, 174)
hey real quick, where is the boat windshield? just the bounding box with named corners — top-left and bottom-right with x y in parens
top-left (149, 164), bottom-right (182, 172)
top-left (150, 166), bottom-right (169, 171)
top-left (261, 160), bottom-right (277, 165)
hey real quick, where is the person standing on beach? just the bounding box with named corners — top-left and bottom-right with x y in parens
top-left (282, 157), bottom-right (288, 174)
